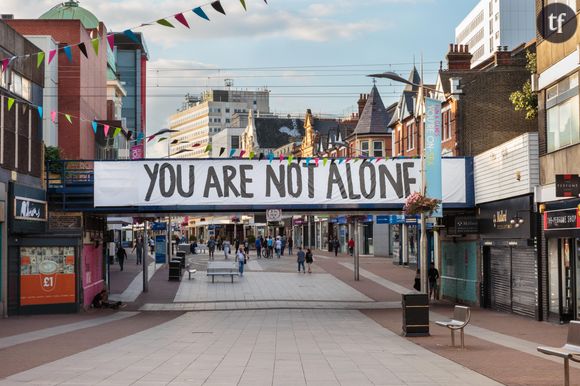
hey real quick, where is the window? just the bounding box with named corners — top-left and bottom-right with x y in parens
top-left (442, 110), bottom-right (452, 141)
top-left (547, 73), bottom-right (580, 152)
top-left (226, 118), bottom-right (230, 124)
top-left (489, 19), bottom-right (493, 33)
top-left (488, 1), bottom-right (492, 17)
top-left (231, 135), bottom-right (240, 149)
top-left (489, 37), bottom-right (494, 53)
top-left (406, 122), bottom-right (415, 150)
top-left (360, 141), bottom-right (369, 155)
top-left (373, 141), bottom-right (383, 157)
top-left (225, 108), bottom-right (230, 113)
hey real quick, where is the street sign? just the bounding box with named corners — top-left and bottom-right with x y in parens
top-left (266, 209), bottom-right (282, 222)
top-left (455, 216), bottom-right (479, 234)
top-left (556, 174), bottom-right (580, 198)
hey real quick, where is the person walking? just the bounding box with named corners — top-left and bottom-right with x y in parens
top-left (236, 247), bottom-right (245, 277)
top-left (255, 236), bottom-right (262, 258)
top-left (333, 238), bottom-right (340, 257)
top-left (190, 239), bottom-right (197, 255)
top-left (348, 237), bottom-right (355, 256)
top-left (207, 237), bottom-right (216, 260)
top-left (116, 244), bottom-right (127, 271)
top-left (288, 236), bottom-right (293, 255)
top-left (132, 236), bottom-right (144, 265)
top-left (217, 236), bottom-right (222, 251)
top-left (223, 239), bottom-right (231, 259)
top-left (281, 236), bottom-right (286, 256)
top-left (297, 247), bottom-right (306, 273)
top-left (275, 236), bottom-right (282, 259)
top-left (305, 248), bottom-right (313, 273)
top-left (428, 263), bottom-right (440, 299)
top-left (235, 238), bottom-right (240, 253)
top-left (243, 238), bottom-right (249, 255)
top-left (413, 269), bottom-right (421, 292)
top-left (267, 236), bottom-right (274, 258)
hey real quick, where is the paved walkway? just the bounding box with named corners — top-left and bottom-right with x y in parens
top-left (0, 310), bottom-right (500, 386)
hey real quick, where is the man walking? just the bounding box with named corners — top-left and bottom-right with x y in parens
top-left (132, 236), bottom-right (144, 265)
top-left (333, 238), bottom-right (340, 257)
top-left (297, 247), bottom-right (306, 273)
top-left (275, 236), bottom-right (282, 259)
top-left (255, 236), bottom-right (262, 258)
top-left (116, 244), bottom-right (127, 271)
top-left (428, 263), bottom-right (440, 300)
top-left (207, 236), bottom-right (216, 260)
top-left (288, 236), bottom-right (293, 255)
top-left (348, 237), bottom-right (355, 256)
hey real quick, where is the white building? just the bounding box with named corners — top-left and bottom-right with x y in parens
top-left (455, 0), bottom-right (535, 67)
top-left (168, 89), bottom-right (270, 158)
top-left (25, 35), bottom-right (58, 147)
top-left (210, 127), bottom-right (244, 158)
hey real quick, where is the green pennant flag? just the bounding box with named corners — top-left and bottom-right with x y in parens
top-left (36, 52), bottom-right (45, 68)
top-left (158, 137), bottom-right (167, 142)
top-left (91, 38), bottom-right (99, 56)
top-left (64, 114), bottom-right (72, 124)
top-left (204, 144), bottom-right (212, 153)
top-left (113, 127), bottom-right (122, 137)
top-left (7, 98), bottom-right (14, 111)
top-left (287, 155), bottom-right (294, 165)
top-left (249, 151), bottom-right (255, 160)
top-left (240, 0), bottom-right (247, 10)
top-left (156, 19), bottom-right (175, 28)
top-left (323, 157), bottom-right (328, 166)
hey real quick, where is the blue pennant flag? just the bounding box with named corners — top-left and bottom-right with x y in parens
top-left (123, 29), bottom-right (140, 43)
top-left (305, 157), bottom-right (311, 166)
top-left (193, 7), bottom-right (210, 21)
top-left (339, 158), bottom-right (345, 164)
top-left (91, 121), bottom-right (97, 134)
top-left (268, 152), bottom-right (274, 163)
top-left (63, 46), bottom-right (73, 63)
top-left (229, 149), bottom-right (236, 158)
top-left (37, 106), bottom-right (43, 118)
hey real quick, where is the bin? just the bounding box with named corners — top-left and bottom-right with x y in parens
top-left (168, 260), bottom-right (181, 281)
top-left (402, 293), bottom-right (429, 336)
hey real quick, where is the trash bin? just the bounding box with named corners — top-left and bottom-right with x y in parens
top-left (402, 293), bottom-right (429, 337)
top-left (168, 260), bottom-right (181, 281)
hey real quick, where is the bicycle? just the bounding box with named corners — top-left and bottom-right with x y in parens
top-left (262, 247), bottom-right (273, 259)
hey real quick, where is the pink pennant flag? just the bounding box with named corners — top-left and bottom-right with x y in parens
top-left (48, 49), bottom-right (57, 65)
top-left (239, 150), bottom-right (246, 158)
top-left (174, 13), bottom-right (190, 28)
top-left (0, 59), bottom-right (9, 73)
top-left (279, 154), bottom-right (284, 162)
top-left (315, 157), bottom-right (319, 167)
top-left (50, 111), bottom-right (57, 123)
top-left (107, 34), bottom-right (115, 51)
top-left (104, 124), bottom-right (110, 136)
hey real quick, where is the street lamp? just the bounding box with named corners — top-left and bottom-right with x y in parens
top-left (368, 71), bottom-right (431, 294)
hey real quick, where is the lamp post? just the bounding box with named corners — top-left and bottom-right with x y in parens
top-left (368, 71), bottom-right (436, 294)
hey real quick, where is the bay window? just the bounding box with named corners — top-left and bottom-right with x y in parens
top-left (547, 73), bottom-right (579, 153)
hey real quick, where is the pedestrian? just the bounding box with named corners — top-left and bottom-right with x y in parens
top-left (217, 237), bottom-right (222, 251)
top-left (267, 236), bottom-right (274, 258)
top-left (132, 236), bottom-right (144, 265)
top-left (116, 244), bottom-right (127, 271)
top-left (236, 247), bottom-right (245, 277)
top-left (297, 247), bottom-right (306, 273)
top-left (223, 239), bottom-right (231, 259)
top-left (190, 239), bottom-right (197, 255)
top-left (243, 238), bottom-right (249, 255)
top-left (255, 236), bottom-right (262, 258)
top-left (348, 237), bottom-right (355, 256)
top-left (275, 236), bottom-right (282, 258)
top-left (92, 289), bottom-right (123, 309)
top-left (235, 238), bottom-right (240, 252)
top-left (149, 237), bottom-right (154, 254)
top-left (207, 237), bottom-right (216, 260)
top-left (288, 236), bottom-right (293, 255)
top-left (305, 248), bottom-right (313, 273)
top-left (281, 236), bottom-right (286, 256)
top-left (413, 269), bottom-right (421, 291)
top-left (333, 238), bottom-right (340, 256)
top-left (428, 263), bottom-right (440, 299)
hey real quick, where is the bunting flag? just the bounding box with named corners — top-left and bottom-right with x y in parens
top-left (63, 46), bottom-right (73, 63)
top-left (211, 1), bottom-right (226, 15)
top-left (107, 34), bottom-right (115, 51)
top-left (1, 59), bottom-right (9, 72)
top-left (305, 157), bottom-right (311, 166)
top-left (64, 114), bottom-right (73, 124)
top-left (249, 151), bottom-right (255, 160)
top-left (91, 121), bottom-right (97, 133)
top-left (7, 98), bottom-right (14, 111)
top-left (339, 158), bottom-right (345, 164)
top-left (375, 157), bottom-right (382, 163)
top-left (287, 155), bottom-right (294, 165)
top-left (345, 158), bottom-right (351, 163)
top-left (258, 153), bottom-right (264, 161)
top-left (113, 127), bottom-right (122, 137)
top-left (297, 157), bottom-right (302, 164)
top-left (22, 104), bottom-right (28, 114)
top-left (239, 150), bottom-right (246, 158)
top-left (157, 19), bottom-right (175, 28)
top-left (174, 13), bottom-right (190, 28)
top-left (239, 0), bottom-right (247, 10)
top-left (158, 137), bottom-right (167, 142)
top-left (204, 144), bottom-right (212, 153)
top-left (104, 124), bottom-right (110, 136)
top-left (193, 6), bottom-right (210, 21)
top-left (353, 158), bottom-right (360, 163)
top-left (91, 38), bottom-right (99, 56)
top-left (192, 143), bottom-right (201, 147)
top-left (36, 52), bottom-right (45, 68)
top-left (51, 111), bottom-right (57, 123)
top-left (314, 157), bottom-right (319, 167)
top-left (219, 147), bottom-right (225, 157)
top-left (37, 106), bottom-right (43, 118)
top-left (279, 154), bottom-right (283, 163)
top-left (229, 149), bottom-right (236, 158)
top-left (323, 157), bottom-right (328, 166)
top-left (78, 43), bottom-right (88, 59)
top-left (268, 152), bottom-right (274, 163)
top-left (124, 29), bottom-right (140, 43)
top-left (331, 159), bottom-right (336, 165)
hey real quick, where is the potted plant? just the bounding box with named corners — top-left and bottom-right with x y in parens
top-left (404, 192), bottom-right (441, 216)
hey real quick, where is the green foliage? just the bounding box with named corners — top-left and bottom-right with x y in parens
top-left (525, 51), bottom-right (537, 74)
top-left (247, 235), bottom-right (256, 244)
top-left (510, 51), bottom-right (537, 120)
top-left (45, 145), bottom-right (63, 174)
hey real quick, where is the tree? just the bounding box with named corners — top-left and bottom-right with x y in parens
top-left (509, 51), bottom-right (537, 120)
top-left (45, 145), bottom-right (63, 174)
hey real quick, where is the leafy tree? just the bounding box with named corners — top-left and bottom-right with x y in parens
top-left (45, 145), bottom-right (63, 174)
top-left (510, 51), bottom-right (537, 120)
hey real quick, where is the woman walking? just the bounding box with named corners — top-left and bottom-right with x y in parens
top-left (236, 247), bottom-right (245, 277)
top-left (223, 239), bottom-right (231, 259)
top-left (297, 247), bottom-right (306, 274)
top-left (305, 248), bottom-right (313, 273)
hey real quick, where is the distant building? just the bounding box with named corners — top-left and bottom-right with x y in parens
top-left (210, 127), bottom-right (244, 158)
top-left (242, 110), bottom-right (304, 156)
top-left (455, 0), bottom-right (535, 67)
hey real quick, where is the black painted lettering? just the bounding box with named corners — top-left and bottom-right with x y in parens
top-left (359, 162), bottom-right (376, 199)
top-left (379, 164), bottom-right (403, 198)
top-left (346, 164), bottom-right (361, 200)
top-left (304, 164), bottom-right (316, 198)
top-left (327, 164), bottom-right (347, 199)
top-left (176, 165), bottom-right (195, 197)
top-left (144, 163), bottom-right (159, 202)
top-left (266, 165), bottom-right (286, 197)
top-left (222, 166), bottom-right (240, 197)
top-left (403, 162), bottom-right (417, 197)
top-left (204, 167), bottom-right (223, 198)
top-left (239, 164), bottom-right (253, 198)
top-left (159, 163), bottom-right (176, 197)
top-left (287, 163), bottom-right (302, 198)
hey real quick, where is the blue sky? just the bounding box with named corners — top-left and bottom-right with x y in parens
top-left (4, 0), bottom-right (479, 154)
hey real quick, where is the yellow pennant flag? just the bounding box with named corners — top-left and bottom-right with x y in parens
top-left (7, 98), bottom-right (15, 111)
top-left (36, 52), bottom-right (45, 68)
top-left (91, 38), bottom-right (99, 55)
top-left (64, 114), bottom-right (72, 124)
top-left (323, 157), bottom-right (328, 166)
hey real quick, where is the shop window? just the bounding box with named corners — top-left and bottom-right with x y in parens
top-left (373, 141), bottom-right (383, 157)
top-left (547, 73), bottom-right (579, 152)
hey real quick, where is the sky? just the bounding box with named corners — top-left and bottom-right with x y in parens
top-left (2, 0), bottom-right (479, 156)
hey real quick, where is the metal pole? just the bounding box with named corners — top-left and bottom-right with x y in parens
top-left (420, 56), bottom-right (428, 295)
top-left (143, 221), bottom-right (149, 293)
top-left (167, 215), bottom-right (172, 264)
top-left (308, 215), bottom-right (312, 249)
top-left (354, 219), bottom-right (360, 281)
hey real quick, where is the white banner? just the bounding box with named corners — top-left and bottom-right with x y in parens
top-left (94, 159), bottom-right (469, 208)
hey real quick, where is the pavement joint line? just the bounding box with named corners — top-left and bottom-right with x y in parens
top-left (109, 259), bottom-right (162, 303)
top-left (0, 311), bottom-right (139, 350)
top-left (338, 261), bottom-right (580, 370)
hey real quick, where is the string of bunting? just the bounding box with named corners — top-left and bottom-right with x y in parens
top-left (0, 0), bottom-right (268, 71)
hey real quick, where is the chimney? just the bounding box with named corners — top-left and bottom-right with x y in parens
top-left (494, 45), bottom-right (512, 66)
top-left (1, 14), bottom-right (14, 19)
top-left (446, 43), bottom-right (472, 70)
top-left (357, 93), bottom-right (367, 118)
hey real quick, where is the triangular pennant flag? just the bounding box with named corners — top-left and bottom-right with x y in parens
top-left (368, 157), bottom-right (375, 163)
top-left (64, 114), bottom-right (72, 124)
top-left (91, 38), bottom-right (99, 56)
top-left (211, 1), bottom-right (226, 15)
top-left (331, 159), bottom-right (336, 165)
top-left (107, 34), bottom-right (115, 51)
top-left (63, 46), bottom-right (73, 63)
top-left (192, 143), bottom-right (201, 147)
top-left (78, 42), bottom-right (88, 58)
top-left (158, 137), bottom-right (167, 142)
top-left (51, 111), bottom-right (57, 123)
top-left (219, 147), bottom-right (225, 157)
top-left (297, 157), bottom-right (302, 164)
top-left (48, 49), bottom-right (57, 64)
top-left (37, 106), bottom-right (43, 118)
top-left (174, 13), bottom-right (190, 28)
top-left (323, 157), bottom-right (328, 166)
top-left (339, 158), bottom-right (344, 164)
top-left (376, 157), bottom-right (383, 163)
top-left (1, 59), bottom-right (9, 72)
top-left (249, 152), bottom-right (255, 160)
top-left (204, 144), bottom-right (212, 153)
top-left (192, 7), bottom-right (210, 21)
top-left (306, 157), bottom-right (311, 166)
top-left (229, 149), bottom-right (236, 158)
top-left (124, 29), bottom-right (140, 43)
top-left (287, 155), bottom-right (294, 165)
top-left (268, 153), bottom-right (274, 163)
top-left (156, 18), bottom-right (175, 28)
top-left (258, 153), bottom-right (264, 161)
top-left (353, 158), bottom-right (360, 163)
top-left (36, 52), bottom-right (45, 68)
top-left (91, 121), bottom-right (97, 133)
top-left (238, 150), bottom-right (245, 158)
top-left (279, 154), bottom-right (284, 163)
top-left (314, 158), bottom-right (319, 167)
top-left (7, 98), bottom-right (14, 111)
top-left (113, 127), bottom-right (122, 137)
top-left (104, 124), bottom-right (110, 136)
top-left (239, 0), bottom-right (247, 10)
top-left (22, 104), bottom-right (28, 114)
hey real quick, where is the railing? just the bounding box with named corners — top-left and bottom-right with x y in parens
top-left (46, 160), bottom-right (96, 211)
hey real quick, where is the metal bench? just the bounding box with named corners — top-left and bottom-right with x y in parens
top-left (435, 305), bottom-right (471, 348)
top-left (186, 265), bottom-right (197, 280)
top-left (537, 321), bottom-right (580, 386)
top-left (206, 261), bottom-right (238, 283)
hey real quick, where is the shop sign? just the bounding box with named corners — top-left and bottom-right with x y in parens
top-left (455, 216), bottom-right (479, 234)
top-left (337, 216), bottom-right (347, 225)
top-left (208, 224), bottom-right (222, 230)
top-left (48, 211), bottom-right (82, 231)
top-left (14, 196), bottom-right (47, 222)
top-left (544, 209), bottom-right (580, 231)
top-left (151, 222), bottom-right (167, 231)
top-left (556, 174), bottom-right (580, 198)
top-left (266, 209), bottom-right (282, 222)
top-left (130, 144), bottom-right (144, 160)
top-left (479, 196), bottom-right (532, 239)
top-left (155, 235), bottom-right (167, 264)
top-left (20, 246), bottom-right (76, 306)
top-left (293, 218), bottom-right (304, 226)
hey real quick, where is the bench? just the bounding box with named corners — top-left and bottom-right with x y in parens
top-left (207, 261), bottom-right (238, 283)
top-left (537, 321), bottom-right (580, 386)
top-left (435, 305), bottom-right (471, 348)
top-left (186, 265), bottom-right (197, 280)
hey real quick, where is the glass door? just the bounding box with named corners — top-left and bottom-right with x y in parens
top-left (576, 239), bottom-right (580, 319)
top-left (561, 239), bottom-right (573, 320)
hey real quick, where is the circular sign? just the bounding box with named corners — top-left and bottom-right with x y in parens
top-left (537, 3), bottom-right (577, 43)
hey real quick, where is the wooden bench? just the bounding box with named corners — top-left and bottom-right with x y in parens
top-left (537, 321), bottom-right (580, 386)
top-left (435, 305), bottom-right (471, 348)
top-left (206, 261), bottom-right (238, 283)
top-left (186, 265), bottom-right (197, 280)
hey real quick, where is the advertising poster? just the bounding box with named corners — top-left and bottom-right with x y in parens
top-left (424, 97), bottom-right (443, 217)
top-left (20, 247), bottom-right (76, 306)
top-left (155, 235), bottom-right (167, 264)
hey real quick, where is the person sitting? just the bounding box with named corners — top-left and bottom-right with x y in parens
top-left (92, 289), bottom-right (123, 310)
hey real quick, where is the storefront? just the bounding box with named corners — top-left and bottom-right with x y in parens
top-left (543, 198), bottom-right (580, 322)
top-left (478, 195), bottom-right (538, 319)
